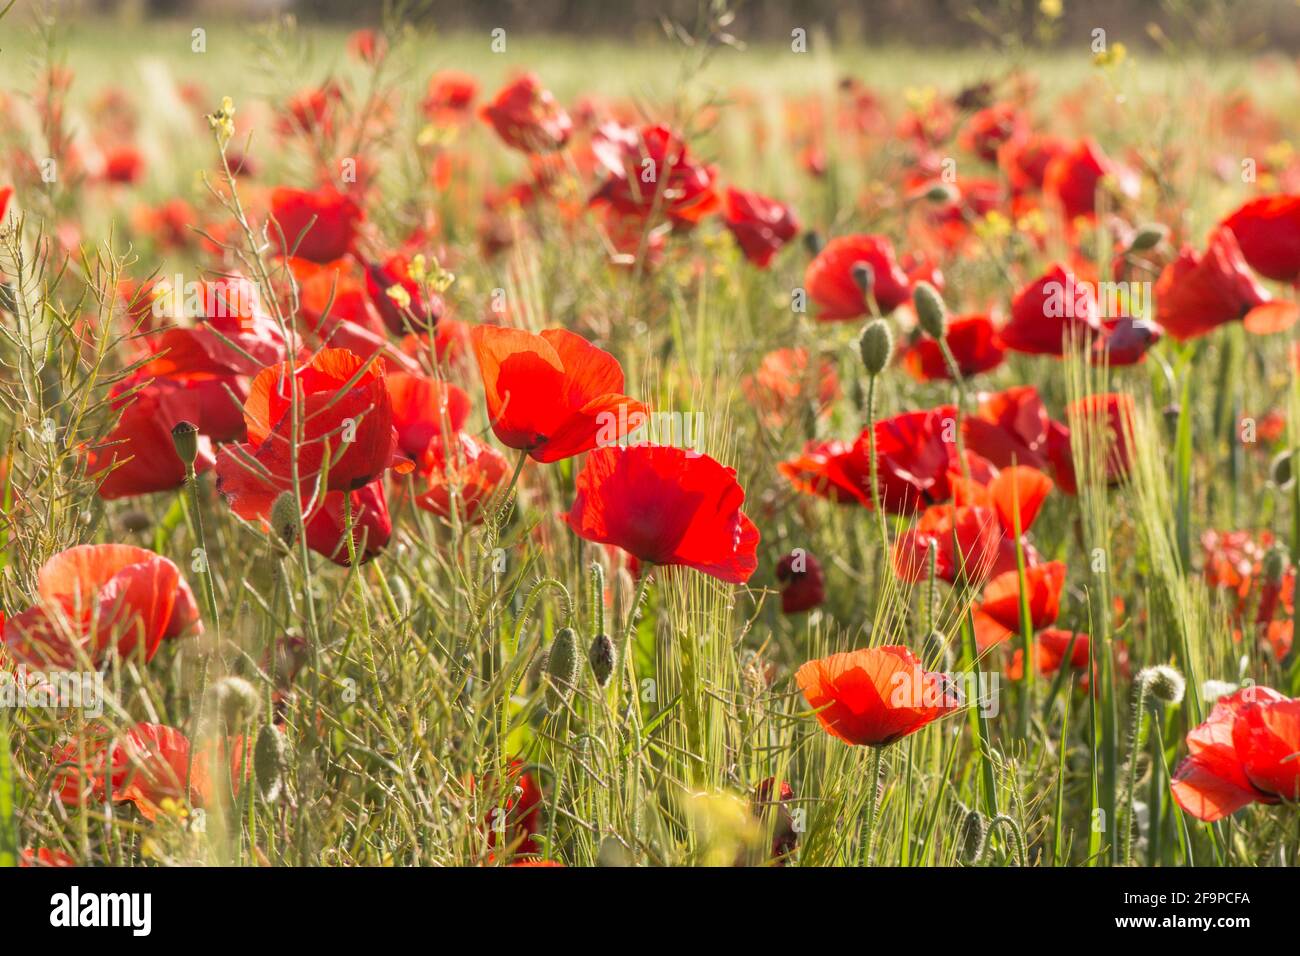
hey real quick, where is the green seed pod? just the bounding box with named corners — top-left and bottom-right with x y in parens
top-left (270, 491), bottom-right (300, 547)
top-left (254, 723), bottom-right (290, 804)
top-left (1126, 223), bottom-right (1167, 253)
top-left (912, 281), bottom-right (948, 340)
top-left (924, 182), bottom-right (958, 204)
top-left (588, 632), bottom-right (615, 687)
top-left (171, 420), bottom-right (199, 469)
top-left (1138, 665), bottom-right (1185, 706)
top-left (544, 627), bottom-right (580, 713)
top-left (959, 808), bottom-right (988, 864)
top-left (850, 260), bottom-right (874, 296)
top-left (857, 319), bottom-right (894, 377)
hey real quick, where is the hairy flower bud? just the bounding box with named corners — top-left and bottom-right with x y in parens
top-left (254, 723), bottom-right (290, 804)
top-left (544, 627), bottom-right (580, 713)
top-left (270, 492), bottom-right (300, 548)
top-left (1126, 223), bottom-right (1168, 253)
top-left (1138, 665), bottom-right (1186, 706)
top-left (171, 420), bottom-right (199, 469)
top-left (912, 281), bottom-right (948, 339)
top-left (588, 632), bottom-right (615, 687)
top-left (857, 319), bottom-right (894, 377)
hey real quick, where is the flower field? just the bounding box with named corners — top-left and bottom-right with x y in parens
top-left (0, 4), bottom-right (1298, 874)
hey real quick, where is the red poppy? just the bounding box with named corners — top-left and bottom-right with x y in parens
top-left (1171, 686), bottom-right (1300, 821)
top-left (480, 74), bottom-right (572, 154)
top-left (997, 133), bottom-right (1066, 195)
top-left (411, 431), bottom-right (509, 524)
top-left (1042, 138), bottom-right (1135, 220)
top-left (472, 326), bottom-right (646, 463)
top-left (278, 83), bottom-right (343, 137)
top-left (1001, 264), bottom-right (1101, 356)
top-left (778, 438), bottom-right (872, 506)
top-left (386, 371), bottom-right (471, 460)
top-left (804, 234), bottom-right (912, 320)
top-left (3, 544), bottom-right (202, 668)
top-left (1155, 228), bottom-right (1291, 341)
top-left (893, 466), bottom-right (1051, 585)
top-left (1093, 317), bottom-right (1163, 366)
top-left (979, 560), bottom-right (1067, 631)
top-left (900, 313), bottom-right (1006, 381)
top-left (1220, 194), bottom-right (1300, 283)
top-left (775, 550), bottom-right (825, 614)
top-left (423, 71), bottom-right (477, 121)
top-left (872, 406), bottom-right (977, 513)
top-left (102, 145), bottom-right (145, 185)
top-left (796, 645), bottom-right (958, 747)
top-left (142, 275), bottom-right (291, 379)
top-left (723, 186), bottom-right (799, 268)
top-left (590, 123), bottom-right (719, 228)
top-left (215, 348), bottom-right (407, 523)
top-left (563, 444), bottom-right (759, 584)
top-left (1064, 392), bottom-right (1135, 486)
top-left (87, 377), bottom-right (217, 499)
top-left (269, 186), bottom-right (363, 263)
top-left (0, 185), bottom-right (12, 219)
top-left (364, 255), bottom-right (443, 335)
top-left (53, 723), bottom-right (242, 822)
top-left (482, 760), bottom-right (544, 857)
top-left (961, 103), bottom-right (1025, 163)
top-left (1008, 629), bottom-right (1091, 681)
top-left (963, 385), bottom-right (1076, 493)
top-left (347, 28), bottom-right (386, 64)
top-left (302, 479), bottom-right (392, 566)
top-left (19, 848), bottom-right (75, 867)
top-left (741, 347), bottom-right (839, 428)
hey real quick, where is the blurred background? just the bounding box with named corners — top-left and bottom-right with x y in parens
top-left (31, 0), bottom-right (1300, 50)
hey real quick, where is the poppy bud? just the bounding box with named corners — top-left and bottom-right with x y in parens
top-left (923, 182), bottom-right (958, 204)
top-left (1137, 665), bottom-right (1185, 706)
top-left (1270, 449), bottom-right (1294, 490)
top-left (207, 675), bottom-right (261, 733)
top-left (270, 491), bottom-right (300, 547)
top-left (171, 420), bottom-right (199, 469)
top-left (544, 626), bottom-right (580, 713)
top-left (857, 319), bottom-right (894, 377)
top-left (850, 260), bottom-right (874, 296)
top-left (1127, 223), bottom-right (1167, 253)
top-left (1262, 543), bottom-right (1290, 582)
top-left (588, 632), bottom-right (615, 687)
top-left (118, 509), bottom-right (152, 534)
top-left (802, 230), bottom-right (824, 257)
top-left (959, 808), bottom-right (988, 864)
top-left (254, 723), bottom-right (290, 803)
top-left (912, 281), bottom-right (947, 339)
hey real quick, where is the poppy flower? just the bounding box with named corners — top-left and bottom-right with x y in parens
top-left (893, 466), bottom-right (1051, 585)
top-left (1093, 317), bottom-right (1162, 366)
top-left (804, 234), bottom-right (912, 320)
top-left (87, 377), bottom-right (217, 499)
top-left (563, 444), bottom-right (759, 584)
top-left (1171, 686), bottom-right (1300, 822)
top-left (899, 313), bottom-right (1006, 381)
top-left (741, 347), bottom-right (839, 428)
top-left (0, 185), bottom-right (12, 219)
top-left (998, 133), bottom-right (1067, 194)
top-left (775, 550), bottom-right (825, 614)
top-left (300, 479), bottom-right (392, 566)
top-left (480, 74), bottom-right (572, 154)
top-left (269, 186), bottom-right (363, 263)
top-left (752, 777), bottom-right (799, 862)
top-left (1001, 264), bottom-right (1101, 356)
top-left (1154, 228), bottom-right (1291, 341)
top-left (3, 544), bottom-right (202, 668)
top-left (102, 145), bottom-right (145, 185)
top-left (963, 385), bottom-right (1076, 492)
top-left (423, 71), bottom-right (477, 121)
top-left (723, 186), bottom-right (799, 268)
top-left (411, 431), bottom-right (509, 524)
top-left (778, 438), bottom-right (872, 506)
top-left (347, 28), bottom-right (386, 64)
top-left (1042, 138), bottom-right (1136, 221)
top-left (1064, 392), bottom-right (1135, 486)
top-left (386, 371), bottom-right (471, 460)
top-left (796, 645), bottom-right (959, 747)
top-left (19, 848), bottom-right (75, 867)
top-left (961, 103), bottom-right (1025, 163)
top-left (215, 348), bottom-right (407, 523)
top-left (872, 406), bottom-right (980, 513)
top-left (53, 723), bottom-right (241, 822)
top-left (590, 123), bottom-right (719, 228)
top-left (364, 255), bottom-right (443, 335)
top-left (979, 560), bottom-right (1067, 631)
top-left (482, 760), bottom-right (544, 857)
top-left (1008, 629), bottom-right (1091, 680)
top-left (471, 326), bottom-right (646, 463)
top-left (1220, 194), bottom-right (1300, 283)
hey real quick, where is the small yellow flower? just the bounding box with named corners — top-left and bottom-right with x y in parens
top-left (1039, 0), bottom-right (1063, 19)
top-left (1093, 42), bottom-right (1127, 68)
top-left (386, 284), bottom-right (412, 310)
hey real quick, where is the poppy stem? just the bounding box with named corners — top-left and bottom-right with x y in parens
top-left (180, 463), bottom-right (220, 802)
top-left (859, 745), bottom-right (884, 865)
top-left (865, 373), bottom-right (888, 552)
top-left (1120, 678), bottom-right (1151, 867)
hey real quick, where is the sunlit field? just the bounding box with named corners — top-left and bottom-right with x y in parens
top-left (1, 3), bottom-right (1299, 875)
